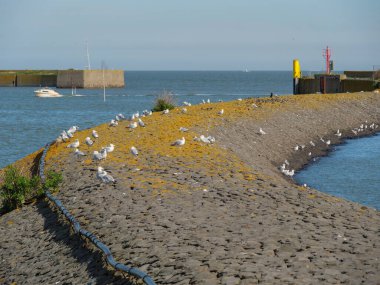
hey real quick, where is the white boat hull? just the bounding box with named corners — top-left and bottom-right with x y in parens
top-left (34, 88), bottom-right (63, 98)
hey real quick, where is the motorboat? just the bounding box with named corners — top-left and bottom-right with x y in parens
top-left (34, 88), bottom-right (63, 98)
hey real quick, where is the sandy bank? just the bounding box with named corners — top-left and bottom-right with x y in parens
top-left (1, 92), bottom-right (380, 284)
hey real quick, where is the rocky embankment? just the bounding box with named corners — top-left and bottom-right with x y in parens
top-left (1, 92), bottom-right (380, 285)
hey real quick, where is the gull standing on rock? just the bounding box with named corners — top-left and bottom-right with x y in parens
top-left (259, 128), bottom-right (266, 135)
top-left (93, 150), bottom-right (105, 161)
top-left (74, 148), bottom-right (86, 156)
top-left (130, 146), bottom-right (138, 157)
top-left (162, 109), bottom-right (169, 114)
top-left (138, 118), bottom-right (145, 127)
top-left (85, 137), bottom-right (94, 146)
top-left (335, 129), bottom-right (342, 137)
top-left (67, 139), bottom-right (80, 148)
top-left (92, 130), bottom-right (99, 138)
top-left (97, 166), bottom-right (115, 183)
top-left (109, 119), bottom-right (118, 127)
top-left (68, 126), bottom-right (79, 134)
top-left (104, 144), bottom-right (114, 153)
top-left (218, 109), bottom-right (224, 115)
top-left (294, 145), bottom-right (299, 151)
top-left (129, 122), bottom-right (138, 129)
top-left (172, 137), bottom-right (186, 146)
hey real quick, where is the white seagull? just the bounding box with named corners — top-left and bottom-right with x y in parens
top-left (109, 119), bottom-right (118, 127)
top-left (92, 130), bottom-right (99, 138)
top-left (129, 122), bottom-right (138, 129)
top-left (130, 146), bottom-right (138, 157)
top-left (218, 109), bottom-right (224, 115)
top-left (104, 144), bottom-right (114, 153)
top-left (181, 108), bottom-right (187, 113)
top-left (93, 150), bottom-right (105, 160)
top-left (67, 139), bottom-right (80, 148)
top-left (138, 118), bottom-right (145, 127)
top-left (85, 137), bottom-right (94, 146)
top-left (259, 128), bottom-right (266, 135)
top-left (162, 109), bottom-right (169, 114)
top-left (97, 166), bottom-right (115, 183)
top-left (74, 148), bottom-right (86, 156)
top-left (172, 137), bottom-right (186, 146)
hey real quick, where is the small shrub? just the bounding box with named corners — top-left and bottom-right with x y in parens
top-left (152, 90), bottom-right (176, 112)
top-left (0, 166), bottom-right (36, 212)
top-left (44, 171), bottom-right (63, 193)
top-left (0, 166), bottom-right (63, 213)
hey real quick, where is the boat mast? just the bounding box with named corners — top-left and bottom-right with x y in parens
top-left (103, 68), bottom-right (106, 102)
top-left (85, 40), bottom-right (91, 70)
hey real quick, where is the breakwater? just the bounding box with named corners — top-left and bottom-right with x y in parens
top-left (1, 91), bottom-right (379, 284)
top-left (0, 70), bottom-right (124, 88)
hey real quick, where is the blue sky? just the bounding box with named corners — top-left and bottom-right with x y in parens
top-left (0, 0), bottom-right (379, 70)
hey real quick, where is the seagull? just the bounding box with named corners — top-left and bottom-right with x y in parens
top-left (97, 166), bottom-right (115, 183)
top-left (294, 145), bottom-right (299, 151)
top-left (129, 122), bottom-right (138, 129)
top-left (285, 160), bottom-right (289, 165)
top-left (104, 144), bottom-right (114, 153)
top-left (130, 146), bottom-right (138, 157)
top-left (335, 129), bottom-right (342, 137)
top-left (115, 115), bottom-right (121, 121)
top-left (310, 141), bottom-right (315, 147)
top-left (218, 109), bottom-right (224, 115)
top-left (67, 139), bottom-right (80, 148)
top-left (138, 118), bottom-right (145, 127)
top-left (179, 127), bottom-right (189, 132)
top-left (207, 98), bottom-right (210, 103)
top-left (74, 148), bottom-right (86, 156)
top-left (93, 151), bottom-right (104, 160)
top-left (60, 131), bottom-right (69, 142)
top-left (252, 103), bottom-right (258, 108)
top-left (134, 111), bottom-right (140, 118)
top-left (162, 109), bottom-right (169, 114)
top-left (202, 99), bottom-right (206, 104)
top-left (68, 126), bottom-right (79, 134)
top-left (183, 101), bottom-right (191, 106)
top-left (326, 140), bottom-right (331, 145)
top-left (109, 119), bottom-right (118, 127)
top-left (92, 130), bottom-right (99, 138)
top-left (181, 108), bottom-right (187, 113)
top-left (85, 137), bottom-right (94, 146)
top-left (237, 98), bottom-right (242, 101)
top-left (100, 148), bottom-right (108, 159)
top-left (66, 131), bottom-right (74, 138)
top-left (259, 128), bottom-right (266, 135)
top-left (172, 137), bottom-right (185, 146)
top-left (308, 152), bottom-right (312, 156)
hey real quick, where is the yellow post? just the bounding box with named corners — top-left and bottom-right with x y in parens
top-left (293, 59), bottom-right (301, 94)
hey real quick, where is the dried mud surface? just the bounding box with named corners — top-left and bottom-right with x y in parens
top-left (1, 92), bottom-right (380, 285)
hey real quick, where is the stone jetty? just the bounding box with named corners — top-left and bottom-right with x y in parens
top-left (1, 92), bottom-right (380, 284)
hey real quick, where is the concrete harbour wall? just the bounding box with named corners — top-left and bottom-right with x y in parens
top-left (57, 70), bottom-right (124, 88)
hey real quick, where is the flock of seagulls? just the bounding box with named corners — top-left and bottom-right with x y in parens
top-left (57, 98), bottom-right (229, 184)
top-left (280, 121), bottom-right (379, 178)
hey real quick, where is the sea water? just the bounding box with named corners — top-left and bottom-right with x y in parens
top-left (295, 134), bottom-right (380, 210)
